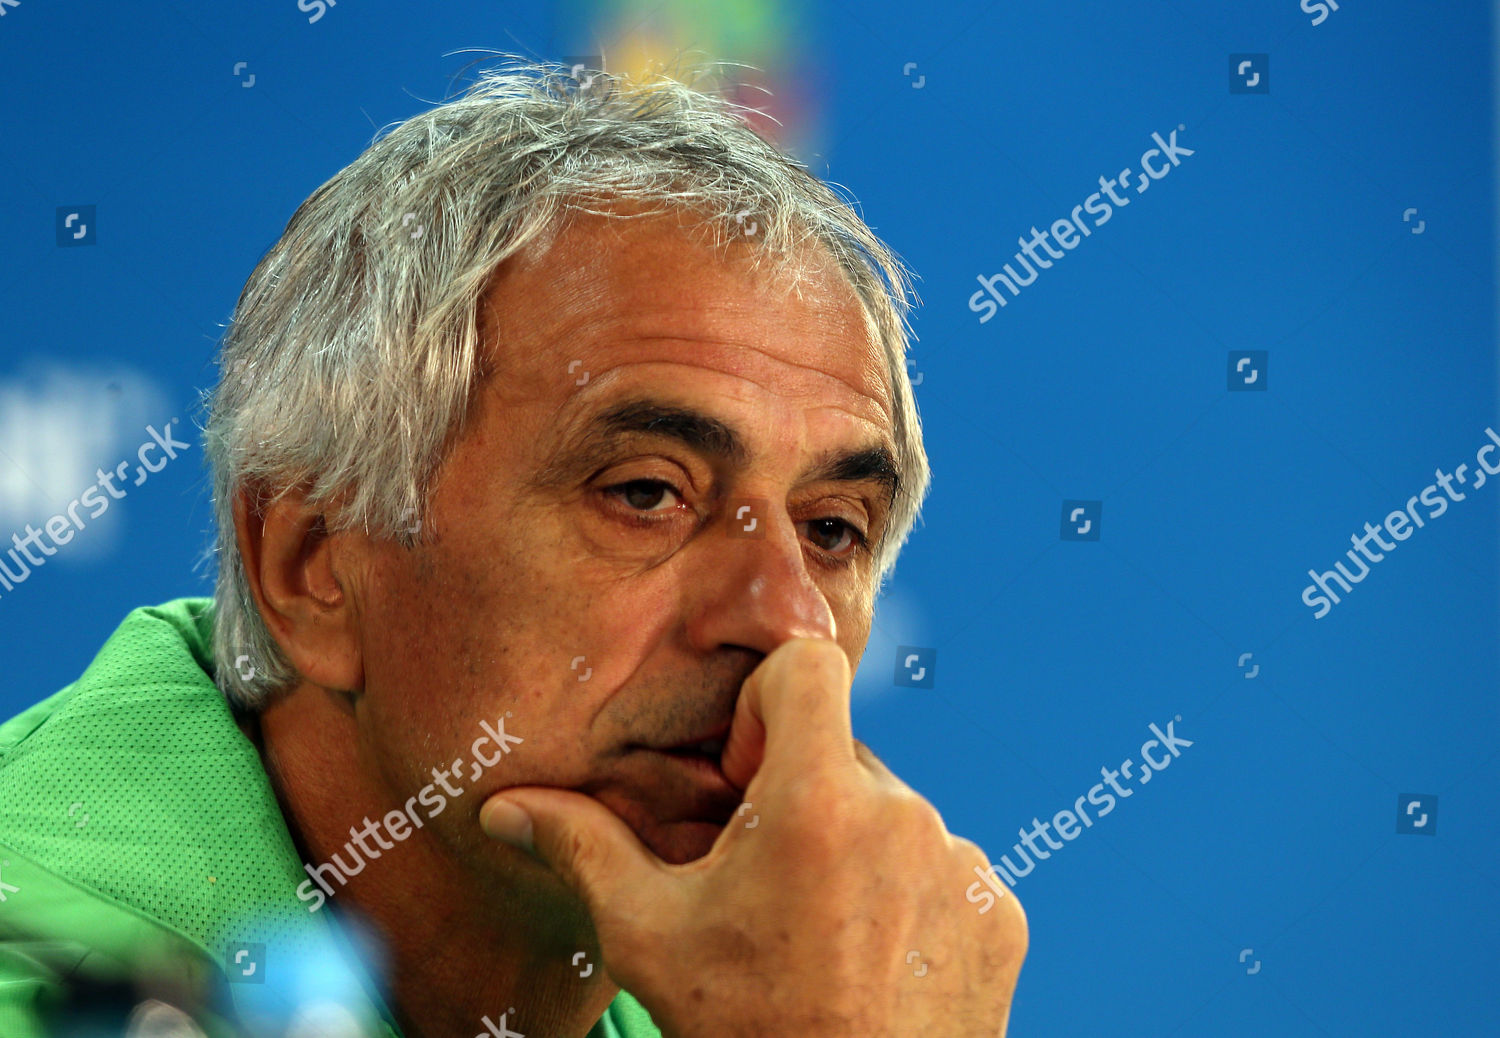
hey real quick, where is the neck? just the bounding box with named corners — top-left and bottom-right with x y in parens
top-left (238, 685), bottom-right (620, 1038)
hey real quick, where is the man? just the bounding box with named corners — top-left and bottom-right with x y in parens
top-left (0, 60), bottom-right (1026, 1036)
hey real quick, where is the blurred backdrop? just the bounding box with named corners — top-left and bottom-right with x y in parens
top-left (0, 1), bottom-right (1495, 1034)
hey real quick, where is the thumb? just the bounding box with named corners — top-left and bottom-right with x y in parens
top-left (480, 788), bottom-right (663, 917)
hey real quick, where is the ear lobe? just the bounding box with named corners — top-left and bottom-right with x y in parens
top-left (233, 485), bottom-right (365, 693)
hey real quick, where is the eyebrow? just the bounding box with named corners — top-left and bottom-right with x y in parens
top-left (543, 398), bottom-right (902, 506)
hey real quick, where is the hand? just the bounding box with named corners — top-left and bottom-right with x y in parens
top-left (478, 638), bottom-right (1028, 1036)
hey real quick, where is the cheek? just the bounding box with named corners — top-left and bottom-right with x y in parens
top-left (351, 538), bottom-right (542, 791)
top-left (835, 592), bottom-right (875, 664)
top-left (568, 568), bottom-right (680, 691)
top-left (350, 517), bottom-right (639, 794)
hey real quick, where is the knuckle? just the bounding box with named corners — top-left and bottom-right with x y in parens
top-left (985, 887), bottom-right (1030, 957)
top-left (950, 833), bottom-right (986, 861)
top-left (1011, 895), bottom-right (1030, 943)
top-left (889, 789), bottom-right (947, 842)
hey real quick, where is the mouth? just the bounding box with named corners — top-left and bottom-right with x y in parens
top-left (596, 721), bottom-right (743, 860)
top-left (638, 743), bottom-right (735, 789)
top-left (620, 724), bottom-right (742, 809)
top-left (603, 742), bottom-right (743, 863)
top-left (659, 736), bottom-right (727, 760)
top-left (656, 721), bottom-right (731, 759)
top-left (644, 723), bottom-right (744, 788)
top-left (648, 746), bottom-right (732, 790)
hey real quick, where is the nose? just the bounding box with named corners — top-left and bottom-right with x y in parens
top-left (683, 506), bottom-right (837, 658)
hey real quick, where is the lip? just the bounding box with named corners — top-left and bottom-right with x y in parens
top-left (634, 746), bottom-right (741, 797)
top-left (657, 720), bottom-right (733, 753)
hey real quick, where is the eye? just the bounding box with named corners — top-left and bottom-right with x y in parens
top-left (603, 478), bottom-right (683, 514)
top-left (801, 517), bottom-right (868, 561)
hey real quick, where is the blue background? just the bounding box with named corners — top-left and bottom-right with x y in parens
top-left (1, 1), bottom-right (1494, 1033)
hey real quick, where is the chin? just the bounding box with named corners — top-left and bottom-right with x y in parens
top-left (639, 820), bottom-right (726, 865)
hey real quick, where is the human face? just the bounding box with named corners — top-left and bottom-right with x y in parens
top-left (350, 206), bottom-right (900, 875)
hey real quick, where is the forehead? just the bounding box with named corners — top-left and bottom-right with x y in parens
top-left (475, 205), bottom-right (894, 433)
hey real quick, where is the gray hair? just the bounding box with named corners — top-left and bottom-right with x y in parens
top-left (204, 57), bottom-right (930, 710)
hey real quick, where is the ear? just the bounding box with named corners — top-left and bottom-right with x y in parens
top-left (233, 486), bottom-right (365, 693)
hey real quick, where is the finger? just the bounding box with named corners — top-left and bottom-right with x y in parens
top-left (721, 638), bottom-right (855, 791)
top-left (479, 787), bottom-right (663, 920)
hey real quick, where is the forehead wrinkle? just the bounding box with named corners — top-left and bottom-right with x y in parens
top-left (481, 234), bottom-right (891, 426)
top-left (563, 327), bottom-right (895, 434)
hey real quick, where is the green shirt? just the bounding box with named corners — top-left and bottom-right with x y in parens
top-left (0, 598), bottom-right (662, 1037)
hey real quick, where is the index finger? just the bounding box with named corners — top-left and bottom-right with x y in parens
top-left (719, 638), bottom-right (855, 791)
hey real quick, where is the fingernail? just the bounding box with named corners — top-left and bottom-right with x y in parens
top-left (480, 797), bottom-right (534, 852)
